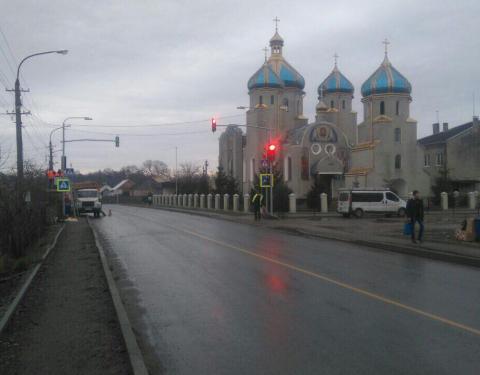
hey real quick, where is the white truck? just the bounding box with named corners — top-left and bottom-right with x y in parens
top-left (75, 187), bottom-right (102, 218)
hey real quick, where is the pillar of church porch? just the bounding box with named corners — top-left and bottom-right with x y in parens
top-left (441, 192), bottom-right (448, 210)
top-left (194, 194), bottom-right (199, 208)
top-left (320, 193), bottom-right (328, 213)
top-left (233, 194), bottom-right (239, 211)
top-left (223, 194), bottom-right (230, 211)
top-left (289, 193), bottom-right (296, 213)
top-left (207, 194), bottom-right (213, 209)
top-left (244, 194), bottom-right (250, 213)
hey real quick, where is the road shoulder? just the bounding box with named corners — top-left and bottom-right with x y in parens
top-left (0, 219), bottom-right (132, 375)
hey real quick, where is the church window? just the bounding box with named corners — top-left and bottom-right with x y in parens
top-left (242, 159), bottom-right (246, 182)
top-left (394, 128), bottom-right (401, 143)
top-left (380, 101), bottom-right (385, 115)
top-left (284, 156), bottom-right (292, 181)
top-left (342, 100), bottom-right (345, 110)
top-left (396, 101), bottom-right (400, 116)
top-left (270, 95), bottom-right (274, 105)
top-left (395, 154), bottom-right (401, 169)
top-left (250, 158), bottom-right (256, 181)
top-left (330, 100), bottom-right (334, 109)
top-left (282, 98), bottom-right (289, 110)
top-left (259, 95), bottom-right (263, 105)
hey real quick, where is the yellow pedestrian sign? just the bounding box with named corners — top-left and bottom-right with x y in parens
top-left (56, 178), bottom-right (71, 192)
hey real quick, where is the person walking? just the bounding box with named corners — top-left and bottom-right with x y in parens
top-left (252, 190), bottom-right (263, 221)
top-left (406, 190), bottom-right (424, 244)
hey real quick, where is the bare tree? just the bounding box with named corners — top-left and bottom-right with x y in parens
top-left (142, 160), bottom-right (170, 178)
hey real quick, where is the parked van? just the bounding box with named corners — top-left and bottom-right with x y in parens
top-left (337, 188), bottom-right (407, 218)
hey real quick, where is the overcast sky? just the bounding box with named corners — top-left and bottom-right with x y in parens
top-left (0, 0), bottom-right (478, 173)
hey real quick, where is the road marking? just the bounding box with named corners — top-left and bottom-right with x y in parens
top-left (177, 226), bottom-right (480, 337)
top-left (113, 207), bottom-right (480, 337)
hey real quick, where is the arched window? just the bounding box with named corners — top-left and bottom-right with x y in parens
top-left (380, 101), bottom-right (385, 115)
top-left (395, 154), bottom-right (401, 169)
top-left (284, 156), bottom-right (292, 181)
top-left (259, 95), bottom-right (263, 105)
top-left (271, 95), bottom-right (274, 105)
top-left (242, 159), bottom-right (246, 182)
top-left (342, 100), bottom-right (346, 110)
top-left (396, 101), bottom-right (400, 115)
top-left (330, 100), bottom-right (335, 109)
top-left (394, 128), bottom-right (401, 143)
top-left (282, 98), bottom-right (289, 110)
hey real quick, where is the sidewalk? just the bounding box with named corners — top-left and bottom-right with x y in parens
top-left (135, 203), bottom-right (480, 266)
top-left (0, 219), bottom-right (132, 375)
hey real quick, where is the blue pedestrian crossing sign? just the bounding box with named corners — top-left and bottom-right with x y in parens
top-left (260, 173), bottom-right (273, 188)
top-left (56, 178), bottom-right (71, 192)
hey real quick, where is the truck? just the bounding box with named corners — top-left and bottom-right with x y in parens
top-left (73, 182), bottom-right (103, 218)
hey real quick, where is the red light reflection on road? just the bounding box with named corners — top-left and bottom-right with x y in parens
top-left (265, 274), bottom-right (287, 294)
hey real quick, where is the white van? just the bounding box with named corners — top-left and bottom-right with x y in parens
top-left (337, 189), bottom-right (407, 218)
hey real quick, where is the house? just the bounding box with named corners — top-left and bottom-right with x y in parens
top-left (418, 116), bottom-right (480, 192)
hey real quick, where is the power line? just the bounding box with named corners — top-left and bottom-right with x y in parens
top-left (68, 127), bottom-right (212, 137)
top-left (41, 114), bottom-right (244, 129)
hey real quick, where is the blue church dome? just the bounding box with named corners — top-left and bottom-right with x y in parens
top-left (248, 29), bottom-right (305, 91)
top-left (247, 63), bottom-right (284, 90)
top-left (318, 65), bottom-right (354, 95)
top-left (277, 61), bottom-right (305, 89)
top-left (361, 55), bottom-right (411, 97)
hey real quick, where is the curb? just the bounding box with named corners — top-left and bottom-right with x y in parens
top-left (0, 224), bottom-right (65, 334)
top-left (288, 228), bottom-right (480, 268)
top-left (87, 218), bottom-right (149, 375)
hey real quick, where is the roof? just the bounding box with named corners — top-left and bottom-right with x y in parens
top-left (418, 122), bottom-right (473, 145)
top-left (111, 179), bottom-right (135, 191)
top-left (361, 55), bottom-right (411, 97)
top-left (319, 65), bottom-right (354, 95)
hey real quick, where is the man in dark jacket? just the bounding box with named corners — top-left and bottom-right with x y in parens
top-left (406, 190), bottom-right (424, 243)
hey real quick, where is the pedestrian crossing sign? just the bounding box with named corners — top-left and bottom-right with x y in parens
top-left (260, 173), bottom-right (273, 188)
top-left (56, 178), bottom-right (71, 192)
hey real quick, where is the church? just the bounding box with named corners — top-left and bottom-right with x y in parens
top-left (219, 22), bottom-right (438, 200)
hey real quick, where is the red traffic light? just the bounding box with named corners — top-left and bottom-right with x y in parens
top-left (266, 143), bottom-right (277, 162)
top-left (211, 117), bottom-right (217, 133)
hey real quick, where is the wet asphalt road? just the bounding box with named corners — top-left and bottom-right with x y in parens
top-left (93, 205), bottom-right (480, 375)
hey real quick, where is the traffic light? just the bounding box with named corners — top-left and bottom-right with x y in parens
top-left (266, 143), bottom-right (276, 162)
top-left (115, 136), bottom-right (120, 147)
top-left (211, 117), bottom-right (217, 133)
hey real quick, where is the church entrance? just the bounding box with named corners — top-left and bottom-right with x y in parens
top-left (315, 174), bottom-right (333, 201)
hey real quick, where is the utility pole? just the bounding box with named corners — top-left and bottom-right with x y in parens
top-left (175, 146), bottom-right (178, 195)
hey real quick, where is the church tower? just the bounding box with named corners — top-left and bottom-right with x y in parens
top-left (349, 40), bottom-right (419, 196)
top-left (243, 19), bottom-right (307, 192)
top-left (317, 55), bottom-right (357, 146)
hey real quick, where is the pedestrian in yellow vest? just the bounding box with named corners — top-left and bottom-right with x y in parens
top-left (252, 191), bottom-right (264, 221)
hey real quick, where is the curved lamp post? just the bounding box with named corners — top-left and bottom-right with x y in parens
top-left (61, 116), bottom-right (92, 170)
top-left (14, 50), bottom-right (68, 181)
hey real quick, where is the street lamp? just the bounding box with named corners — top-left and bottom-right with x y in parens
top-left (49, 125), bottom-right (70, 170)
top-left (61, 116), bottom-right (92, 170)
top-left (14, 50), bottom-right (68, 181)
